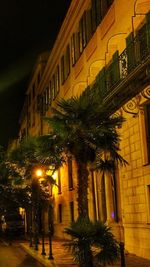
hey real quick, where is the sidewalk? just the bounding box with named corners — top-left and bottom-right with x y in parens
top-left (20, 238), bottom-right (78, 267)
top-left (20, 238), bottom-right (150, 267)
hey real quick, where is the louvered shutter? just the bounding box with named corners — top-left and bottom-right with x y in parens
top-left (126, 32), bottom-right (135, 72)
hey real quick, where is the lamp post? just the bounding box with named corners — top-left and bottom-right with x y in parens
top-left (48, 204), bottom-right (54, 260)
top-left (27, 191), bottom-right (33, 248)
top-left (41, 227), bottom-right (46, 255)
top-left (119, 242), bottom-right (126, 267)
top-left (46, 166), bottom-right (58, 260)
top-left (29, 225), bottom-right (33, 247)
top-left (32, 169), bottom-right (43, 251)
top-left (35, 168), bottom-right (46, 255)
top-left (34, 166), bottom-right (57, 260)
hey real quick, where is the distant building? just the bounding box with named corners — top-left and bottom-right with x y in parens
top-left (19, 0), bottom-right (150, 259)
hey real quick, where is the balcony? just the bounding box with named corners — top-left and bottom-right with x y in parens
top-left (94, 12), bottom-right (150, 114)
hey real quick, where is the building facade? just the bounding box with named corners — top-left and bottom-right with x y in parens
top-left (19, 0), bottom-right (150, 259)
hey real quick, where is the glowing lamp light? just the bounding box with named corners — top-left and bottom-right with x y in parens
top-left (36, 168), bottom-right (43, 178)
top-left (46, 168), bottom-right (57, 180)
top-left (52, 172), bottom-right (57, 180)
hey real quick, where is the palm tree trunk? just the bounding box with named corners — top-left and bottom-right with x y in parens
top-left (77, 161), bottom-right (89, 218)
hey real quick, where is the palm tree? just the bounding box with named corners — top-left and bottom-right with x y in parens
top-left (45, 88), bottom-right (127, 219)
top-left (64, 217), bottom-right (120, 267)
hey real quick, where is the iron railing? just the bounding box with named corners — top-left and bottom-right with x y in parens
top-left (99, 23), bottom-right (150, 99)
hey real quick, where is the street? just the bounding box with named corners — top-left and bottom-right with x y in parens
top-left (0, 239), bottom-right (44, 267)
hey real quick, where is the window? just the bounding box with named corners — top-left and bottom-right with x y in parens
top-left (91, 0), bottom-right (113, 31)
top-left (147, 185), bottom-right (150, 223)
top-left (52, 74), bottom-right (56, 99)
top-left (138, 23), bottom-right (149, 61)
top-left (101, 0), bottom-right (114, 18)
top-left (91, 0), bottom-right (97, 33)
top-left (58, 204), bottom-right (62, 223)
top-left (71, 33), bottom-right (76, 66)
top-left (42, 91), bottom-right (46, 115)
top-left (82, 12), bottom-right (88, 48)
top-left (111, 171), bottom-right (118, 222)
top-left (32, 103), bottom-right (35, 126)
top-left (79, 12), bottom-right (88, 53)
top-left (95, 0), bottom-right (102, 25)
top-left (58, 169), bottom-right (62, 194)
top-left (105, 51), bottom-right (120, 90)
top-left (37, 72), bottom-right (41, 84)
top-left (70, 201), bottom-right (74, 222)
top-left (46, 86), bottom-right (49, 109)
top-left (48, 81), bottom-right (52, 106)
top-left (75, 31), bottom-right (80, 63)
top-left (65, 45), bottom-right (70, 79)
top-left (40, 95), bottom-right (44, 116)
top-left (36, 94), bottom-right (42, 114)
top-left (85, 9), bottom-right (92, 43)
top-left (56, 65), bottom-right (60, 94)
top-left (100, 174), bottom-right (107, 222)
top-left (79, 18), bottom-right (84, 53)
top-left (68, 157), bottom-right (73, 190)
top-left (32, 83), bottom-right (35, 99)
top-left (61, 55), bottom-right (65, 85)
top-left (145, 103), bottom-right (150, 162)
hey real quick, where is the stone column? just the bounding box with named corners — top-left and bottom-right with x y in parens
top-left (105, 173), bottom-right (115, 223)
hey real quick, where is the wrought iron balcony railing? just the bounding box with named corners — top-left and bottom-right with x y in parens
top-left (96, 13), bottom-right (150, 108)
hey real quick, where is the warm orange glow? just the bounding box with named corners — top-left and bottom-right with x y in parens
top-left (35, 168), bottom-right (43, 178)
top-left (52, 171), bottom-right (57, 180)
top-left (46, 168), bottom-right (58, 180)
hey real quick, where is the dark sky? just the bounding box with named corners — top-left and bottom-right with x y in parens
top-left (0, 0), bottom-right (72, 148)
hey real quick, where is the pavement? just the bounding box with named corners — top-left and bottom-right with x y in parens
top-left (20, 238), bottom-right (78, 267)
top-left (20, 238), bottom-right (150, 267)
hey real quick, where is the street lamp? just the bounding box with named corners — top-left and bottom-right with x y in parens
top-left (34, 166), bottom-right (57, 259)
top-left (28, 192), bottom-right (33, 248)
top-left (48, 204), bottom-right (54, 260)
top-left (32, 168), bottom-right (43, 251)
top-left (35, 168), bottom-right (44, 178)
top-left (34, 167), bottom-right (46, 255)
top-left (46, 166), bottom-right (57, 260)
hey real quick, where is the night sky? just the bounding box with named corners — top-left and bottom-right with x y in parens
top-left (0, 0), bottom-right (72, 148)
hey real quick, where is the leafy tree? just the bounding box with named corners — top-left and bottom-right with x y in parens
top-left (6, 137), bottom-right (57, 235)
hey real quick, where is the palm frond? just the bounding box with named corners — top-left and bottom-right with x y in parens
top-left (64, 217), bottom-right (119, 266)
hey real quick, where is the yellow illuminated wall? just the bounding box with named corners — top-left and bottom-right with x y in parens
top-left (19, 0), bottom-right (150, 259)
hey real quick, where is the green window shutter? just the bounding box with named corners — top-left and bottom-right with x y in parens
top-left (101, 0), bottom-right (108, 18)
top-left (95, 0), bottom-right (102, 25)
top-left (65, 45), bottom-right (70, 78)
top-left (145, 103), bottom-right (150, 162)
top-left (112, 51), bottom-right (120, 83)
top-left (105, 63), bottom-right (112, 90)
top-left (49, 80), bottom-right (52, 105)
top-left (61, 55), bottom-right (65, 85)
top-left (85, 9), bottom-right (92, 42)
top-left (91, 0), bottom-right (97, 33)
top-left (79, 18), bottom-right (83, 54)
top-left (75, 32), bottom-right (80, 63)
top-left (82, 11), bottom-right (87, 48)
top-left (56, 65), bottom-right (60, 94)
top-left (97, 67), bottom-right (106, 98)
top-left (71, 34), bottom-right (76, 66)
top-left (146, 11), bottom-right (150, 50)
top-left (126, 32), bottom-right (136, 72)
